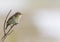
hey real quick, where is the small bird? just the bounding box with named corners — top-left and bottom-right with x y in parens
top-left (5, 12), bottom-right (22, 29)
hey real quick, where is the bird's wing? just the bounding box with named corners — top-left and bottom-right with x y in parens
top-left (7, 16), bottom-right (15, 24)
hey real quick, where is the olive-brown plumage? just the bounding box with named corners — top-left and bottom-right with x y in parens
top-left (6, 12), bottom-right (22, 29)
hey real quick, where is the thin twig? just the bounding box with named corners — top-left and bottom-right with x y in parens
top-left (6, 23), bottom-right (18, 36)
top-left (2, 33), bottom-right (7, 42)
top-left (2, 24), bottom-right (16, 42)
top-left (4, 10), bottom-right (12, 35)
top-left (2, 10), bottom-right (12, 42)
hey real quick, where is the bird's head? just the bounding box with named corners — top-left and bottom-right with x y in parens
top-left (15, 12), bottom-right (22, 17)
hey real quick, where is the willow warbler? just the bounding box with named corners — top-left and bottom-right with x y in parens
top-left (5, 12), bottom-right (22, 29)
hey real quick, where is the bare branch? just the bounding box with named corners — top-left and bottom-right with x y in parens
top-left (2, 24), bottom-right (16, 42)
top-left (2, 10), bottom-right (12, 42)
top-left (3, 10), bottom-right (12, 35)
